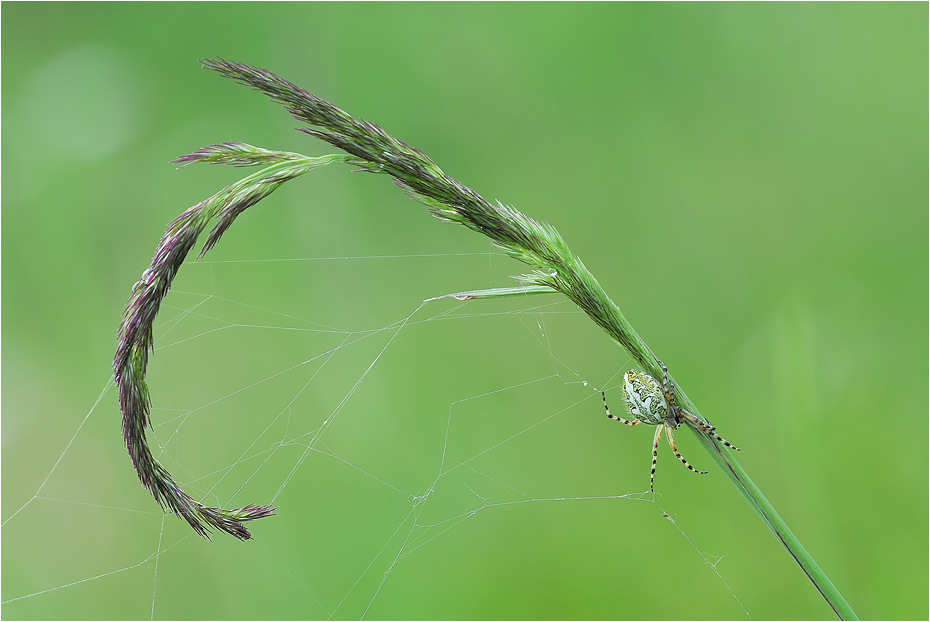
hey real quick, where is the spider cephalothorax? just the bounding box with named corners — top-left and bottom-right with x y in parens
top-left (602, 361), bottom-right (739, 491)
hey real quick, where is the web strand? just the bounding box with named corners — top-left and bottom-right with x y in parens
top-left (4, 250), bottom-right (750, 619)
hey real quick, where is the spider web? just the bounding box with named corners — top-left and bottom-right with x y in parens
top-left (1, 246), bottom-right (749, 620)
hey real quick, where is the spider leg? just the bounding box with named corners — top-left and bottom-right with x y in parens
top-left (678, 409), bottom-right (741, 451)
top-left (651, 424), bottom-right (663, 491)
top-left (658, 360), bottom-right (677, 408)
top-left (602, 391), bottom-right (640, 426)
top-left (656, 360), bottom-right (741, 452)
top-left (664, 426), bottom-right (708, 475)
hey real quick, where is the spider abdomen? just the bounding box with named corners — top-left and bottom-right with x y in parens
top-left (622, 370), bottom-right (668, 425)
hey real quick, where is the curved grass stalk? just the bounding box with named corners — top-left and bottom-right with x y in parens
top-left (114, 58), bottom-right (858, 619)
top-left (114, 147), bottom-right (348, 540)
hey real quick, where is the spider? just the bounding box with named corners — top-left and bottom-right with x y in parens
top-left (601, 360), bottom-right (740, 491)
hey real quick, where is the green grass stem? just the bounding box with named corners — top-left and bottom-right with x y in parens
top-left (114, 58), bottom-right (858, 619)
top-left (425, 284), bottom-right (557, 302)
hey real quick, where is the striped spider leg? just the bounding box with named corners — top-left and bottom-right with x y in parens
top-left (601, 360), bottom-right (740, 491)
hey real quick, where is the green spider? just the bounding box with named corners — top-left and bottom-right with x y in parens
top-left (601, 360), bottom-right (740, 491)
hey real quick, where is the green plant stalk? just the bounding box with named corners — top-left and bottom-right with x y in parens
top-left (115, 58), bottom-right (857, 619)
top-left (676, 393), bottom-right (857, 620)
top-left (426, 284), bottom-right (557, 302)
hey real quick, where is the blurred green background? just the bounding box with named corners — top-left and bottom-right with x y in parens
top-left (2, 3), bottom-right (927, 620)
